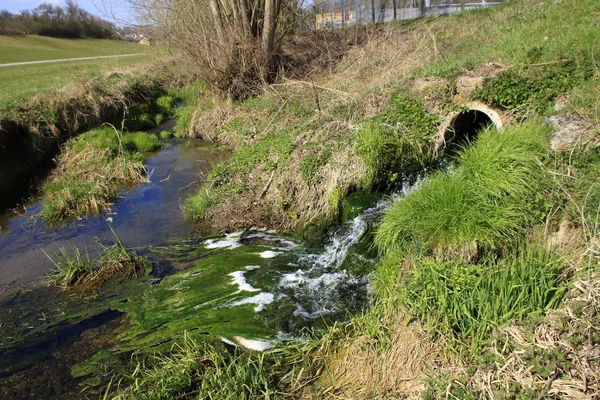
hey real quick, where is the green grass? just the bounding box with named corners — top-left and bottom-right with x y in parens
top-left (0, 54), bottom-right (154, 108)
top-left (401, 243), bottom-right (567, 357)
top-left (375, 121), bottom-right (551, 254)
top-left (0, 36), bottom-right (151, 64)
top-left (45, 246), bottom-right (92, 290)
top-left (41, 127), bottom-right (163, 221)
top-left (46, 228), bottom-right (147, 291)
top-left (184, 129), bottom-right (296, 220)
top-left (419, 0), bottom-right (600, 80)
top-left (111, 335), bottom-right (281, 400)
top-left (70, 127), bottom-right (162, 154)
top-left (356, 95), bottom-right (439, 189)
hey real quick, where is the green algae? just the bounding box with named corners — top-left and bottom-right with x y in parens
top-left (73, 242), bottom-right (284, 377)
top-left (341, 193), bottom-right (382, 223)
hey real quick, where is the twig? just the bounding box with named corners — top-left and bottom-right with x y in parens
top-left (260, 169), bottom-right (276, 199)
top-left (312, 80), bottom-right (322, 112)
top-left (524, 59), bottom-right (570, 67)
top-left (536, 367), bottom-right (559, 400)
top-left (159, 174), bottom-right (171, 183)
top-left (426, 26), bottom-right (439, 59)
top-left (592, 41), bottom-right (600, 78)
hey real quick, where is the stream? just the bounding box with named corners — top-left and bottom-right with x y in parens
top-left (0, 124), bottom-right (392, 399)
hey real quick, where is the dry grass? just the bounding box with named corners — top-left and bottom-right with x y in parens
top-left (41, 140), bottom-right (147, 221)
top-left (323, 23), bottom-right (436, 95)
top-left (464, 273), bottom-right (600, 398)
top-left (320, 312), bottom-right (446, 399)
top-left (183, 19), bottom-right (446, 232)
top-left (188, 83), bottom-right (371, 231)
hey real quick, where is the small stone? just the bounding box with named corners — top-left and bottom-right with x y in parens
top-left (547, 114), bottom-right (593, 151)
top-left (456, 75), bottom-right (486, 97)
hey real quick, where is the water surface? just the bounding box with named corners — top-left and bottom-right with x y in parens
top-left (0, 138), bottom-right (226, 298)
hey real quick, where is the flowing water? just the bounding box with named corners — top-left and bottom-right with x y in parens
top-left (0, 137), bottom-right (227, 298)
top-left (0, 124), bottom-right (402, 399)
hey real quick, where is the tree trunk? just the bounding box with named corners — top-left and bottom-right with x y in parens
top-left (262, 0), bottom-right (276, 74)
top-left (238, 0), bottom-right (252, 35)
top-left (209, 0), bottom-right (225, 46)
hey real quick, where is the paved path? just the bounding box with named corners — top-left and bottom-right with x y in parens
top-left (0, 53), bottom-right (145, 68)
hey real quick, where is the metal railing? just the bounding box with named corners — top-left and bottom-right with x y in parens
top-left (309, 0), bottom-right (507, 29)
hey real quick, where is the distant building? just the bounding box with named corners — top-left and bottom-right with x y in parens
top-left (315, 10), bottom-right (353, 29)
top-left (313, 0), bottom-right (504, 29)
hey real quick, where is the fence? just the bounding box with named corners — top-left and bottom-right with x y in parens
top-left (310, 0), bottom-right (507, 29)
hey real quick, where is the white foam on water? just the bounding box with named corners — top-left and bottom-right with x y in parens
top-left (279, 270), bottom-right (306, 288)
top-left (276, 331), bottom-right (305, 342)
top-left (230, 292), bottom-right (275, 312)
top-left (245, 265), bottom-right (261, 270)
top-left (234, 336), bottom-right (274, 351)
top-left (221, 337), bottom-right (236, 347)
top-left (228, 271), bottom-right (259, 292)
top-left (259, 250), bottom-right (281, 258)
top-left (204, 232), bottom-right (243, 249)
top-left (292, 304), bottom-right (332, 319)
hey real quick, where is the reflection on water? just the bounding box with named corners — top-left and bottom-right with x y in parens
top-left (0, 139), bottom-right (227, 299)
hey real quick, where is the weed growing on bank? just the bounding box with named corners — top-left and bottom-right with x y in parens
top-left (369, 119), bottom-right (598, 396)
top-left (184, 125), bottom-right (297, 220)
top-left (41, 127), bottom-right (163, 221)
top-left (109, 331), bottom-right (337, 400)
top-left (402, 244), bottom-right (567, 357)
top-left (376, 122), bottom-right (550, 255)
top-left (47, 229), bottom-right (147, 291)
top-left (167, 81), bottom-right (212, 138)
top-left (356, 95), bottom-right (439, 190)
top-left (125, 93), bottom-right (176, 131)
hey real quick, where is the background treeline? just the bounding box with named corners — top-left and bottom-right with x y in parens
top-left (0, 0), bottom-right (116, 39)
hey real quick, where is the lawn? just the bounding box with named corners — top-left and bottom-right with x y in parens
top-left (0, 54), bottom-right (156, 108)
top-left (0, 35), bottom-right (151, 64)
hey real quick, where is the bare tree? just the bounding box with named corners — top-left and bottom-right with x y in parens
top-left (117, 0), bottom-right (301, 98)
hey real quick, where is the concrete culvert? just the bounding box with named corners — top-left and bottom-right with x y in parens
top-left (435, 102), bottom-right (504, 154)
top-left (446, 110), bottom-right (493, 146)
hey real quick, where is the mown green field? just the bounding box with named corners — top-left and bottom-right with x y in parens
top-left (0, 35), bottom-right (151, 63)
top-left (0, 54), bottom-right (155, 107)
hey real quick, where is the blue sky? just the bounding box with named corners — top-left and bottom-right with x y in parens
top-left (2, 0), bottom-right (135, 24)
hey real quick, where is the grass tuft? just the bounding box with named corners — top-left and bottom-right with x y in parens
top-left (41, 127), bottom-right (162, 221)
top-left (46, 228), bottom-right (147, 291)
top-left (402, 242), bottom-right (567, 357)
top-left (376, 121), bottom-right (551, 254)
top-left (356, 95), bottom-right (439, 189)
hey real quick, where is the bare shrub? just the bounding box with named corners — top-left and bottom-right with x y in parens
top-left (126, 0), bottom-right (303, 99)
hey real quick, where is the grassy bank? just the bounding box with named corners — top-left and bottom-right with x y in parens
top-left (0, 52), bottom-right (186, 212)
top-left (181, 0), bottom-right (599, 233)
top-left (0, 35), bottom-right (157, 108)
top-left (2, 0), bottom-right (597, 398)
top-left (118, 0), bottom-right (600, 398)
top-left (41, 126), bottom-right (163, 221)
top-left (0, 54), bottom-right (154, 107)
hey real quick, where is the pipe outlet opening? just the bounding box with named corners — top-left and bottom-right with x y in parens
top-left (436, 103), bottom-right (504, 156)
top-left (445, 110), bottom-right (493, 147)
